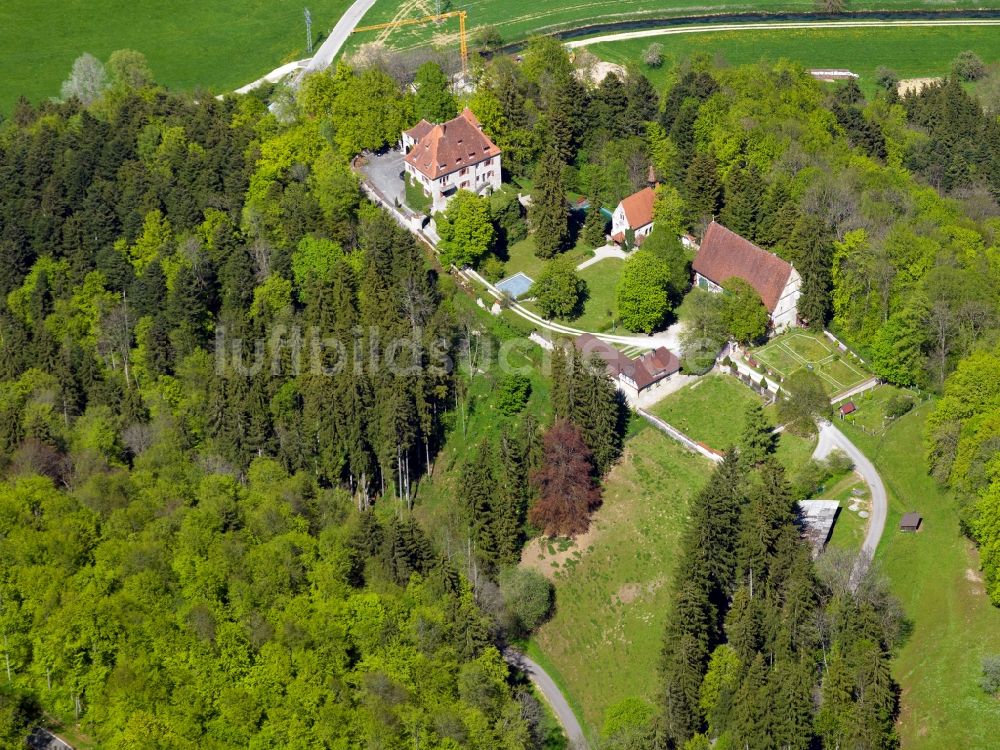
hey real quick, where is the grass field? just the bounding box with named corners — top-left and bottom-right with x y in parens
top-left (753, 330), bottom-right (871, 395)
top-left (650, 374), bottom-right (817, 471)
top-left (652, 374), bottom-right (761, 451)
top-left (571, 259), bottom-right (625, 332)
top-left (0, 0), bottom-right (351, 113)
top-left (841, 383), bottom-right (927, 435)
top-left (839, 404), bottom-right (1000, 749)
top-left (502, 236), bottom-right (591, 281)
top-left (347, 1), bottom-right (1000, 57)
top-left (824, 472), bottom-right (870, 554)
top-left (589, 26), bottom-right (1000, 95)
top-left (526, 424), bottom-right (710, 734)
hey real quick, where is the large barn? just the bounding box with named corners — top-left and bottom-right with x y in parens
top-left (692, 221), bottom-right (801, 330)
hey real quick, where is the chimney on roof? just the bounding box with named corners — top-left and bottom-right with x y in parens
top-left (647, 165), bottom-right (658, 189)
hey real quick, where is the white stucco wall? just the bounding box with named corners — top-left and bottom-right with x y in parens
top-left (406, 154), bottom-right (501, 213)
top-left (770, 267), bottom-right (801, 330)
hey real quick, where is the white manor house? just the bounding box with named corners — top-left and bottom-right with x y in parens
top-left (402, 108), bottom-right (502, 213)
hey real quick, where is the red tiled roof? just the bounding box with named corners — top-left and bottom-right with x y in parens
top-left (404, 107), bottom-right (501, 180)
top-left (840, 402), bottom-right (856, 415)
top-left (618, 187), bottom-right (656, 230)
top-left (692, 221), bottom-right (793, 312)
top-left (404, 119), bottom-right (434, 141)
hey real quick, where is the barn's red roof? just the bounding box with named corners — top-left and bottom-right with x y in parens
top-left (692, 221), bottom-right (793, 312)
top-left (404, 108), bottom-right (500, 180)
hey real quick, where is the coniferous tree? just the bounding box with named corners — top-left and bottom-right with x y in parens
top-left (789, 215), bottom-right (832, 329)
top-left (739, 402), bottom-right (776, 467)
top-left (684, 151), bottom-right (723, 224)
top-left (719, 163), bottom-right (765, 240)
top-left (582, 199), bottom-right (608, 248)
top-left (530, 148), bottom-right (569, 258)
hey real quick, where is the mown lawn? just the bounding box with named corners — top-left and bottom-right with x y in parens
top-left (570, 259), bottom-right (625, 332)
top-left (650, 372), bottom-right (817, 469)
top-left (502, 237), bottom-right (591, 282)
top-left (839, 403), bottom-right (1000, 749)
top-left (527, 424), bottom-right (712, 735)
top-left (841, 383), bottom-right (929, 435)
top-left (0, 0), bottom-right (353, 113)
top-left (652, 374), bottom-right (763, 451)
top-left (589, 26), bottom-right (1000, 96)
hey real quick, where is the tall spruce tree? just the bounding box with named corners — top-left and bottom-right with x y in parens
top-left (530, 148), bottom-right (569, 258)
top-left (684, 151), bottom-right (723, 225)
top-left (789, 215), bottom-right (833, 329)
top-left (739, 402), bottom-right (776, 467)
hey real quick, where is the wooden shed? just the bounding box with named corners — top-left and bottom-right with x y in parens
top-left (900, 512), bottom-right (922, 532)
top-left (840, 401), bottom-right (856, 417)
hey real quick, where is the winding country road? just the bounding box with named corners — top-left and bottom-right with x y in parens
top-left (503, 648), bottom-right (589, 749)
top-left (812, 420), bottom-right (888, 588)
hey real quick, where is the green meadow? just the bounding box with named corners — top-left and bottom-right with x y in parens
top-left (841, 404), bottom-right (1000, 749)
top-left (0, 0), bottom-right (351, 112)
top-left (589, 26), bottom-right (1000, 94)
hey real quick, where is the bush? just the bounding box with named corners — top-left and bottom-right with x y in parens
top-left (823, 449), bottom-right (854, 477)
top-left (885, 393), bottom-right (915, 419)
top-left (481, 255), bottom-right (506, 283)
top-left (954, 50), bottom-right (987, 82)
top-left (495, 373), bottom-right (531, 416)
top-left (876, 66), bottom-right (899, 91)
top-left (778, 370), bottom-right (830, 436)
top-left (499, 568), bottom-right (553, 634)
top-left (642, 43), bottom-right (664, 68)
top-left (981, 655), bottom-right (1000, 694)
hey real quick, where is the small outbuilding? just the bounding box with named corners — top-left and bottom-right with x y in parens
top-left (900, 512), bottom-right (922, 532)
top-left (840, 401), bottom-right (856, 417)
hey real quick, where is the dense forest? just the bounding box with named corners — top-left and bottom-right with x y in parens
top-left (1, 29), bottom-right (999, 750)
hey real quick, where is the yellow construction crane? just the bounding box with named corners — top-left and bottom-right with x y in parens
top-left (352, 10), bottom-right (468, 77)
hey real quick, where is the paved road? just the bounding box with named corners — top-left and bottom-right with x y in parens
top-left (812, 420), bottom-right (887, 588)
top-left (565, 18), bottom-right (1000, 49)
top-left (503, 647), bottom-right (588, 749)
top-left (302, 0), bottom-right (380, 75)
top-left (576, 245), bottom-right (627, 271)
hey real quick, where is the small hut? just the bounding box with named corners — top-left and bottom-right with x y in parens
top-left (840, 401), bottom-right (856, 418)
top-left (900, 512), bottom-right (922, 532)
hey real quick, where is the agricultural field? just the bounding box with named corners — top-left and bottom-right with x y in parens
top-left (588, 26), bottom-right (1000, 95)
top-left (840, 404), bottom-right (1000, 749)
top-left (347, 1), bottom-right (1000, 57)
top-left (753, 329), bottom-right (872, 396)
top-left (0, 0), bottom-right (351, 113)
top-left (524, 424), bottom-right (710, 735)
